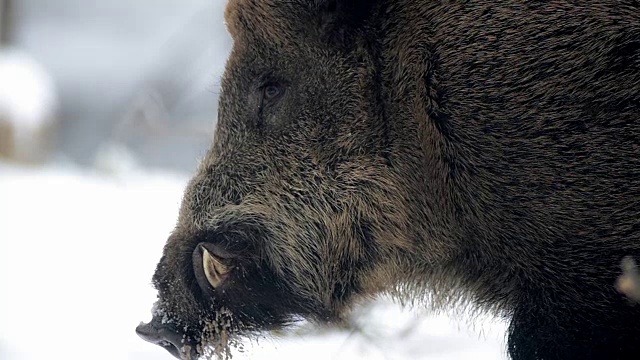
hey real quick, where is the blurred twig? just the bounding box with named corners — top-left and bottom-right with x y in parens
top-left (280, 299), bottom-right (427, 360)
top-left (106, 0), bottom-right (220, 145)
top-left (114, 88), bottom-right (213, 140)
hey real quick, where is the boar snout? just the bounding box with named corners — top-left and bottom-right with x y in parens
top-left (136, 316), bottom-right (198, 360)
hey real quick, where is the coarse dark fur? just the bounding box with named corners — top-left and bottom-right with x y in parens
top-left (138, 1), bottom-right (640, 359)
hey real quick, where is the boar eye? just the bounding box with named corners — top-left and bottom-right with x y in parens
top-left (262, 83), bottom-right (283, 102)
top-left (257, 81), bottom-right (285, 126)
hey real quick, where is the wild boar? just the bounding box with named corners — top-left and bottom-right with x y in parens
top-left (136, 1), bottom-right (640, 359)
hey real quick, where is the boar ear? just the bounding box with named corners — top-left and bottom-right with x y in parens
top-left (312, 0), bottom-right (378, 45)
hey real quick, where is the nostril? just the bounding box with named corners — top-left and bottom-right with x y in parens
top-left (136, 317), bottom-right (197, 360)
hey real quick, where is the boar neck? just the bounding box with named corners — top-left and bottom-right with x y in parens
top-left (378, 1), bottom-right (545, 310)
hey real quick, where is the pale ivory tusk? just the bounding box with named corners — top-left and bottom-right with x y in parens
top-left (202, 247), bottom-right (229, 288)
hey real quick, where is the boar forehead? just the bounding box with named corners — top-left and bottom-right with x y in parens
top-left (225, 0), bottom-right (310, 47)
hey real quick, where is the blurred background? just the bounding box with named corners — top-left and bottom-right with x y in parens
top-left (0, 0), bottom-right (229, 171)
top-left (0, 1), bottom-right (507, 359)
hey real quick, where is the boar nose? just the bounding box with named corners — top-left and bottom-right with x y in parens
top-left (136, 316), bottom-right (198, 360)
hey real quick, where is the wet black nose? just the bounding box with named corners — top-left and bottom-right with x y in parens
top-left (136, 316), bottom-right (198, 360)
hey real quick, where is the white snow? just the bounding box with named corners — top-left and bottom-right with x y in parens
top-left (0, 162), bottom-right (508, 360)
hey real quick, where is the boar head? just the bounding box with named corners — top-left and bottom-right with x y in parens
top-left (136, 0), bottom-right (435, 359)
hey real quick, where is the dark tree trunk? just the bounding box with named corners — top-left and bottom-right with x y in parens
top-left (0, 0), bottom-right (14, 46)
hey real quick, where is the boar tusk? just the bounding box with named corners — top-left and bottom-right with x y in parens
top-left (202, 247), bottom-right (229, 289)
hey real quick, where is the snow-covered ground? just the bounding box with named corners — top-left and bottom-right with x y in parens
top-left (0, 162), bottom-right (509, 360)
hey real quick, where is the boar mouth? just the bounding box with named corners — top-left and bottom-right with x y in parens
top-left (139, 225), bottom-right (341, 358)
top-left (136, 315), bottom-right (199, 360)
